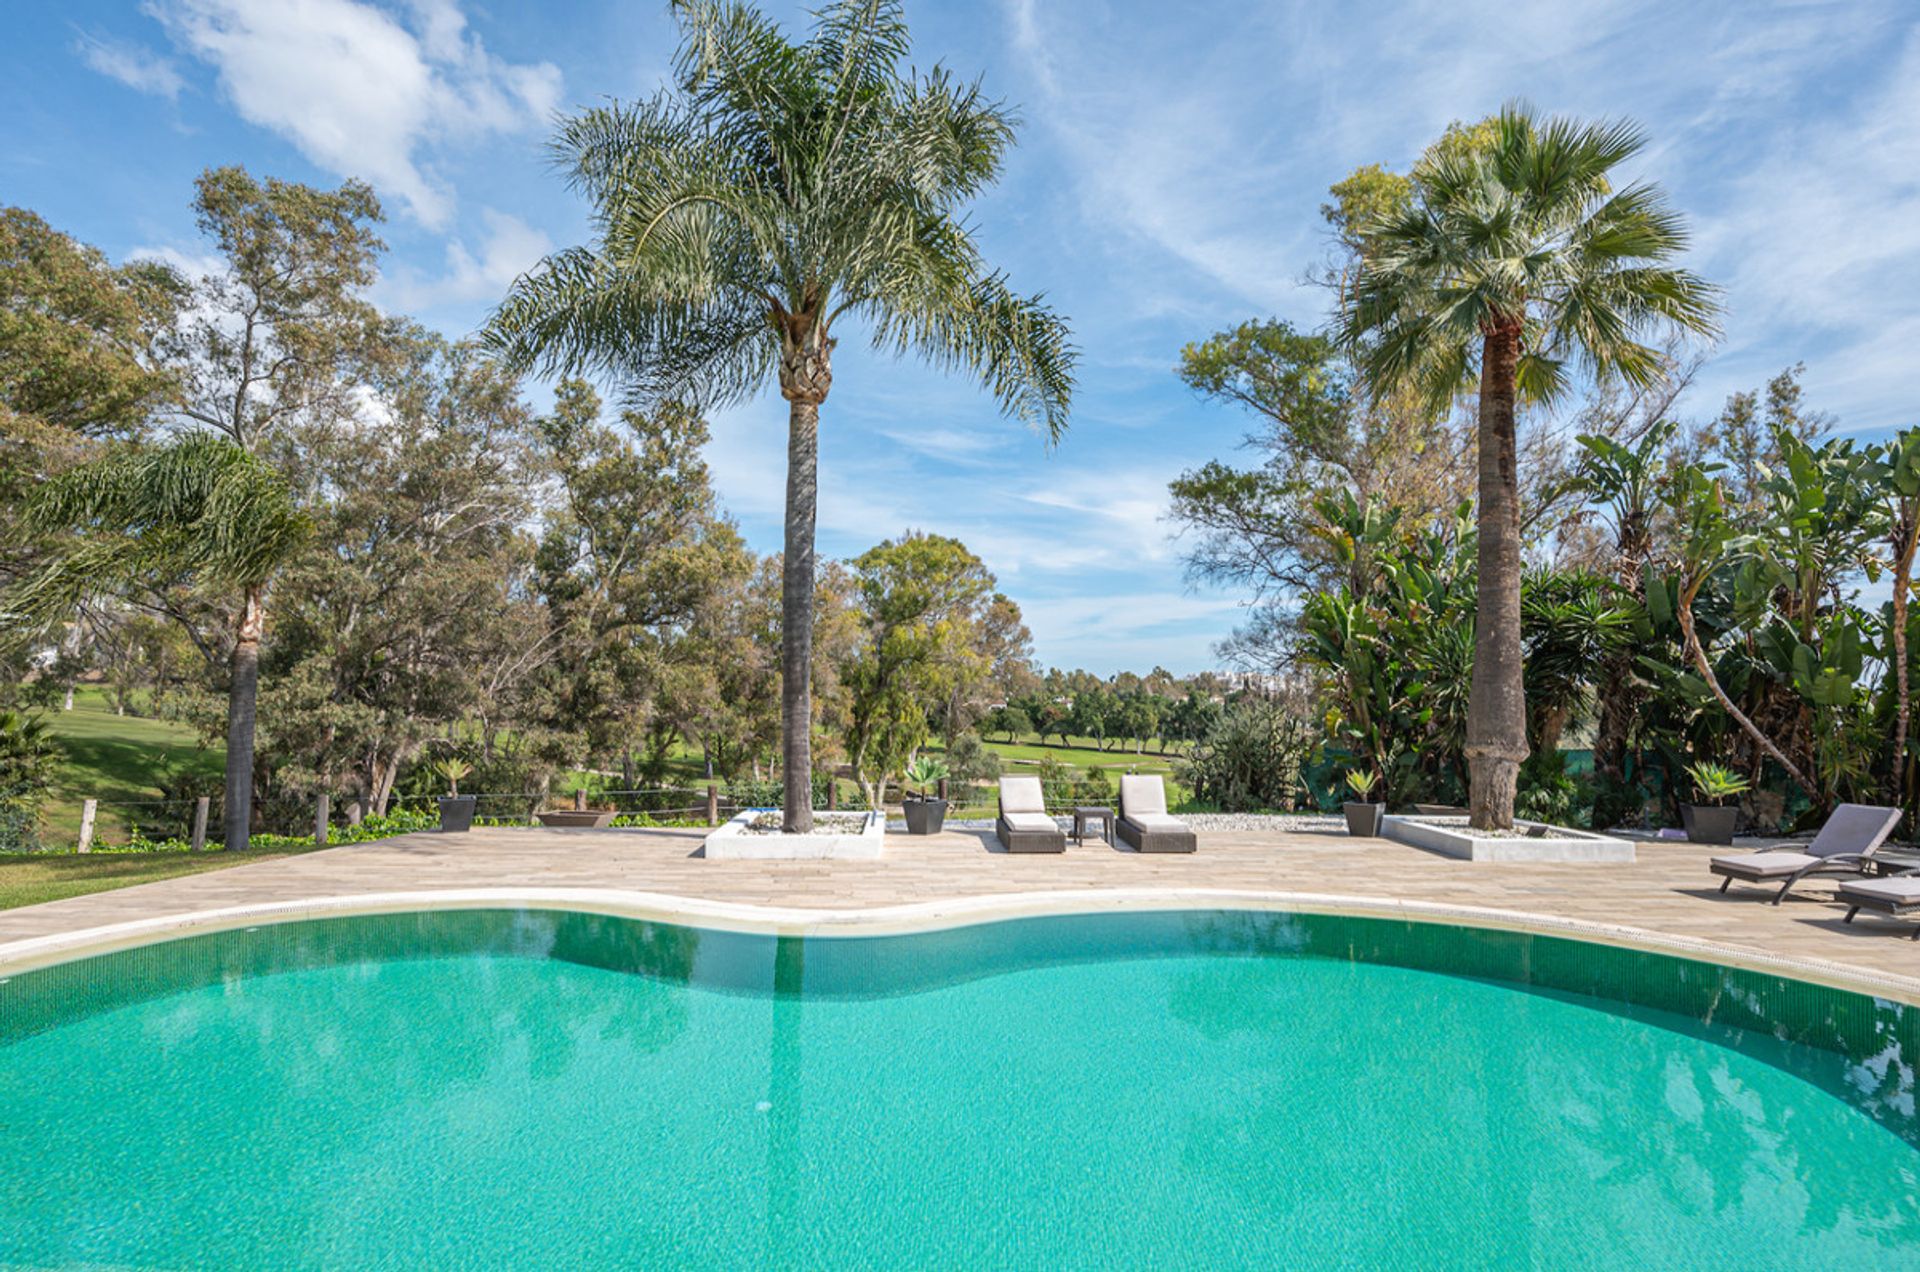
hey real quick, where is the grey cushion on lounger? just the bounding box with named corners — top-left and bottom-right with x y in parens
top-left (1127, 813), bottom-right (1187, 831)
top-left (1804, 804), bottom-right (1902, 857)
top-left (1838, 876), bottom-right (1920, 905)
top-left (999, 776), bottom-right (1046, 815)
top-left (1119, 775), bottom-right (1167, 819)
top-left (1709, 850), bottom-right (1823, 879)
top-left (1001, 811), bottom-right (1056, 833)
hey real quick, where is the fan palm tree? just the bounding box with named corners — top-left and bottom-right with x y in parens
top-left (5, 434), bottom-right (307, 850)
top-left (1337, 105), bottom-right (1719, 828)
top-left (484, 0), bottom-right (1074, 832)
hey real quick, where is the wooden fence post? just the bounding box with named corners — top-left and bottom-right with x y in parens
top-left (937, 778), bottom-right (948, 801)
top-left (706, 784), bottom-right (719, 826)
top-left (77, 799), bottom-right (97, 854)
top-left (315, 794), bottom-right (330, 848)
top-left (191, 797), bottom-right (210, 852)
top-left (827, 781), bottom-right (838, 811)
top-left (574, 788), bottom-right (586, 812)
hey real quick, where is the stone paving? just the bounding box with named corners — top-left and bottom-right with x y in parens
top-left (0, 824), bottom-right (1914, 1000)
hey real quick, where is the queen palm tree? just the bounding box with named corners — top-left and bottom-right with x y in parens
top-left (1337, 105), bottom-right (1718, 828)
top-left (484, 0), bottom-right (1074, 832)
top-left (6, 434), bottom-right (307, 850)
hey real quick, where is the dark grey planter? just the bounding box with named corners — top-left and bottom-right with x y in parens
top-left (903, 797), bottom-right (948, 835)
top-left (1343, 801), bottom-right (1384, 837)
top-left (437, 795), bottom-right (477, 833)
top-left (1682, 803), bottom-right (1737, 845)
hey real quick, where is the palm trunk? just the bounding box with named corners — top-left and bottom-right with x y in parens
top-left (1891, 510), bottom-right (1918, 814)
top-left (779, 398), bottom-right (820, 833)
top-left (1466, 326), bottom-right (1529, 830)
top-left (223, 584), bottom-right (264, 851)
top-left (776, 315), bottom-right (832, 835)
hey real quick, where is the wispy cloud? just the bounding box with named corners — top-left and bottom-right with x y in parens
top-left (74, 31), bottom-right (184, 99)
top-left (142, 0), bottom-right (561, 227)
top-left (376, 208), bottom-right (553, 312)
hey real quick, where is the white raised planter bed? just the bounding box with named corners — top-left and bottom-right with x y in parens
top-left (702, 808), bottom-right (885, 860)
top-left (1382, 815), bottom-right (1634, 864)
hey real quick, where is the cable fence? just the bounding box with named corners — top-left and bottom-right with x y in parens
top-left (26, 771), bottom-right (1169, 855)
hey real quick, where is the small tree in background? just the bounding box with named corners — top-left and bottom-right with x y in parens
top-left (7, 435), bottom-right (307, 849)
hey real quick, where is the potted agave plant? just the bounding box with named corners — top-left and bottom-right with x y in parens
top-left (1681, 761), bottom-right (1748, 846)
top-left (435, 758), bottom-right (477, 833)
top-left (1342, 769), bottom-right (1384, 837)
top-left (901, 756), bottom-right (951, 835)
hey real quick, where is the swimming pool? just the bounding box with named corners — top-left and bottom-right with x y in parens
top-left (1, 907), bottom-right (1915, 1267)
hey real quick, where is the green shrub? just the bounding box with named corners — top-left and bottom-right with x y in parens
top-left (942, 732), bottom-right (1001, 785)
top-left (1179, 700), bottom-right (1312, 812)
top-left (0, 710), bottom-right (58, 851)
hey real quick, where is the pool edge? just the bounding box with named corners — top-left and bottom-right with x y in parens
top-left (2, 885), bottom-right (1917, 1008)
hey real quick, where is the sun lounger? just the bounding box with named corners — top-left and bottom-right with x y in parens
top-left (1840, 868), bottom-right (1920, 938)
top-left (1117, 775), bottom-right (1196, 853)
top-left (996, 776), bottom-right (1065, 853)
top-left (1709, 803), bottom-right (1901, 904)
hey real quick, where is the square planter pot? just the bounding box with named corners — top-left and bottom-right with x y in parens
top-left (437, 795), bottom-right (477, 833)
top-left (1343, 801), bottom-right (1384, 837)
top-left (534, 809), bottom-right (617, 829)
top-left (1681, 803), bottom-right (1738, 845)
top-left (903, 797), bottom-right (948, 835)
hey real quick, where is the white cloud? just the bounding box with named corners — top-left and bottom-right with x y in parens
top-left (376, 208), bottom-right (552, 311)
top-left (145, 0), bottom-right (561, 227)
top-left (126, 244), bottom-right (227, 280)
top-left (75, 32), bottom-right (185, 99)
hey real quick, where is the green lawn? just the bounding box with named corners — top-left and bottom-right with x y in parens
top-left (38, 687), bottom-right (223, 848)
top-left (0, 846), bottom-right (315, 911)
top-left (975, 735), bottom-right (1183, 776)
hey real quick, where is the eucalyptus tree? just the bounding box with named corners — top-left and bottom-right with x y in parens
top-left (485, 0), bottom-right (1074, 832)
top-left (1337, 105), bottom-right (1719, 828)
top-left (164, 167), bottom-right (385, 459)
top-left (5, 434), bottom-right (307, 849)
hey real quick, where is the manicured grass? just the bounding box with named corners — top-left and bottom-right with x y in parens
top-left (0, 846), bottom-right (320, 911)
top-left (976, 735), bottom-right (1183, 776)
top-left (37, 687), bottom-right (224, 848)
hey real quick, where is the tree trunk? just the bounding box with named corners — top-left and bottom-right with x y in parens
top-left (1891, 509), bottom-right (1918, 814)
top-left (777, 318), bottom-right (832, 834)
top-left (1591, 517), bottom-right (1647, 826)
top-left (1466, 326), bottom-right (1530, 830)
top-left (223, 585), bottom-right (264, 851)
top-left (775, 399), bottom-right (814, 833)
top-left (1677, 584), bottom-right (1815, 800)
top-left (779, 398), bottom-right (820, 832)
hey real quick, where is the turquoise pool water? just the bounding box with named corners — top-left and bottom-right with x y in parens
top-left (0, 909), bottom-right (1916, 1268)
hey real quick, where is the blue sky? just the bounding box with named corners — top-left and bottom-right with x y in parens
top-left (6, 0), bottom-right (1918, 674)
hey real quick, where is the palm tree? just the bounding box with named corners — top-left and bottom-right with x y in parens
top-left (6, 434), bottom-right (307, 850)
top-left (484, 0), bottom-right (1074, 832)
top-left (1337, 105), bottom-right (1718, 828)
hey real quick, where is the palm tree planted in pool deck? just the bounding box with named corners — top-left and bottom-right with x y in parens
top-left (4, 434), bottom-right (308, 851)
top-left (485, 0), bottom-right (1075, 834)
top-left (1336, 104), bottom-right (1719, 829)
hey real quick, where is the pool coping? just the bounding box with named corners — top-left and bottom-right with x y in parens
top-left (2, 886), bottom-right (1918, 1007)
